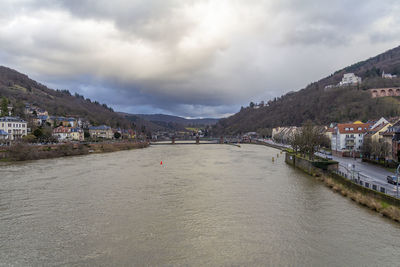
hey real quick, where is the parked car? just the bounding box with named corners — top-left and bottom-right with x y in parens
top-left (387, 175), bottom-right (399, 185)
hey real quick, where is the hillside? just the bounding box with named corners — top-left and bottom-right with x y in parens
top-left (0, 66), bottom-right (146, 129)
top-left (213, 45), bottom-right (400, 135)
top-left (135, 114), bottom-right (219, 126)
top-left (118, 113), bottom-right (171, 132)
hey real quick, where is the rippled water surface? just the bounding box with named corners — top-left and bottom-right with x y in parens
top-left (1, 144), bottom-right (399, 266)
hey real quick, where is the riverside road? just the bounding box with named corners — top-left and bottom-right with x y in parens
top-left (262, 139), bottom-right (400, 197)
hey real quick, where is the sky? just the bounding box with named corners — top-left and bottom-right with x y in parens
top-left (1, 0), bottom-right (400, 118)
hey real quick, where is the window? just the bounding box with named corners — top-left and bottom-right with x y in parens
top-left (350, 128), bottom-right (354, 130)
top-left (345, 128), bottom-right (349, 131)
top-left (358, 127), bottom-right (362, 130)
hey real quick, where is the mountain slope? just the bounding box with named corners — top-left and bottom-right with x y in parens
top-left (213, 45), bottom-right (400, 134)
top-left (135, 114), bottom-right (219, 126)
top-left (0, 66), bottom-right (137, 128)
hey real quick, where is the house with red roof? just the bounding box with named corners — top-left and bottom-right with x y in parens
top-left (331, 121), bottom-right (371, 157)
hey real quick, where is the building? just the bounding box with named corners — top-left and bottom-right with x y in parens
top-left (0, 117), bottom-right (28, 141)
top-left (364, 121), bottom-right (392, 143)
top-left (88, 125), bottom-right (113, 139)
top-left (331, 121), bottom-right (371, 157)
top-left (0, 129), bottom-right (9, 140)
top-left (70, 128), bottom-right (84, 141)
top-left (35, 115), bottom-right (50, 126)
top-left (52, 126), bottom-right (70, 141)
top-left (52, 126), bottom-right (84, 141)
top-left (272, 126), bottom-right (299, 144)
top-left (382, 71), bottom-right (397, 79)
top-left (339, 73), bottom-right (362, 86)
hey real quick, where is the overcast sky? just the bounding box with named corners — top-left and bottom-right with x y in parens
top-left (1, 0), bottom-right (400, 118)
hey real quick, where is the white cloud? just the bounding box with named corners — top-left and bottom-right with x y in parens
top-left (0, 0), bottom-right (400, 117)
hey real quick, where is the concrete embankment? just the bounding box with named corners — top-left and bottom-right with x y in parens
top-left (0, 141), bottom-right (149, 162)
top-left (285, 152), bottom-right (400, 222)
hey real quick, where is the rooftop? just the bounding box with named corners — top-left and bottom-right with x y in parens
top-left (0, 116), bottom-right (27, 123)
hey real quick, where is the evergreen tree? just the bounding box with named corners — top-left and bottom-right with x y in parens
top-left (1, 97), bottom-right (9, 116)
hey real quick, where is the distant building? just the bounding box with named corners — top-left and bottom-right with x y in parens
top-left (35, 115), bottom-right (49, 126)
top-left (89, 125), bottom-right (113, 139)
top-left (339, 73), bottom-right (362, 86)
top-left (272, 126), bottom-right (299, 144)
top-left (382, 71), bottom-right (397, 79)
top-left (0, 129), bottom-right (9, 140)
top-left (53, 126), bottom-right (84, 141)
top-left (0, 117), bottom-right (28, 141)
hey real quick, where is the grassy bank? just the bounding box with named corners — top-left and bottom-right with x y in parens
top-left (318, 174), bottom-right (400, 222)
top-left (1, 141), bottom-right (149, 162)
top-left (285, 152), bottom-right (400, 223)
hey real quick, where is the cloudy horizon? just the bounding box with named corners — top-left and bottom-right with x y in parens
top-left (1, 0), bottom-right (400, 118)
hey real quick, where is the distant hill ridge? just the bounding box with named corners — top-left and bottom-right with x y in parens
top-left (135, 114), bottom-right (219, 126)
top-left (213, 45), bottom-right (400, 135)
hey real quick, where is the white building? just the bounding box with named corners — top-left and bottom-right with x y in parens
top-left (52, 126), bottom-right (84, 141)
top-left (0, 117), bottom-right (28, 141)
top-left (382, 71), bottom-right (397, 79)
top-left (339, 73), bottom-right (362, 86)
top-left (331, 121), bottom-right (371, 157)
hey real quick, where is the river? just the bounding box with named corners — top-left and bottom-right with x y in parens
top-left (1, 144), bottom-right (399, 266)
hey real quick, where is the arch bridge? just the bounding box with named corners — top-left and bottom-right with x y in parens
top-left (370, 88), bottom-right (400, 98)
top-left (150, 136), bottom-right (224, 145)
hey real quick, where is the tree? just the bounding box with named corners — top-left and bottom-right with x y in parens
top-left (361, 137), bottom-right (372, 158)
top-left (1, 97), bottom-right (8, 116)
top-left (292, 121), bottom-right (325, 160)
top-left (114, 132), bottom-right (121, 139)
top-left (249, 102), bottom-right (255, 108)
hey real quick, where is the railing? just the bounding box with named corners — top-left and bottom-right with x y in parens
top-left (334, 163), bottom-right (397, 197)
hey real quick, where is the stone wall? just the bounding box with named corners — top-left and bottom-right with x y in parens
top-left (285, 153), bottom-right (338, 175)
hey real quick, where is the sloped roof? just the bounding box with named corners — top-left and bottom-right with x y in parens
top-left (89, 125), bottom-right (111, 130)
top-left (337, 123), bottom-right (371, 134)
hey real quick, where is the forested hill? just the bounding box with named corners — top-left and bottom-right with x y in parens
top-left (0, 66), bottom-right (135, 128)
top-left (213, 45), bottom-right (400, 135)
top-left (135, 114), bottom-right (219, 126)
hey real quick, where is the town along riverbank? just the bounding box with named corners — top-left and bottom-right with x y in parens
top-left (285, 152), bottom-right (400, 222)
top-left (0, 141), bottom-right (149, 162)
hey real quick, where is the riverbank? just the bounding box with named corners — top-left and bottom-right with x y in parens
top-left (285, 152), bottom-right (400, 222)
top-left (0, 141), bottom-right (149, 162)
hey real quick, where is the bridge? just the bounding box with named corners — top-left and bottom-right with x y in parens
top-left (150, 136), bottom-right (223, 145)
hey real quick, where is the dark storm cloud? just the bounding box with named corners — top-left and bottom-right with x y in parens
top-left (0, 0), bottom-right (400, 117)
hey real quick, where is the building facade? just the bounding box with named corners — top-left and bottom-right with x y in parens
top-left (339, 73), bottom-right (362, 86)
top-left (331, 121), bottom-right (371, 157)
top-left (89, 125), bottom-right (113, 139)
top-left (53, 126), bottom-right (84, 141)
top-left (0, 117), bottom-right (28, 141)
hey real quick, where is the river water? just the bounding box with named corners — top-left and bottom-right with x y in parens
top-left (1, 144), bottom-right (399, 266)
